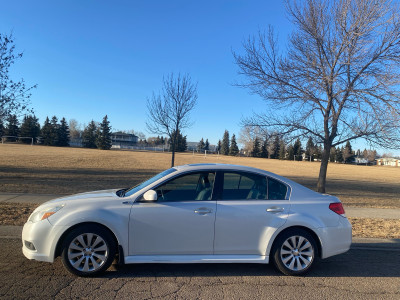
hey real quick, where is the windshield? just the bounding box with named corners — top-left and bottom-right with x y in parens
top-left (124, 168), bottom-right (177, 197)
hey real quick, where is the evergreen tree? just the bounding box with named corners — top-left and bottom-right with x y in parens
top-left (177, 134), bottom-right (187, 152)
top-left (335, 147), bottom-right (344, 163)
top-left (221, 130), bottom-right (230, 155)
top-left (269, 136), bottom-right (280, 159)
top-left (169, 130), bottom-right (187, 152)
top-left (5, 114), bottom-right (19, 141)
top-left (217, 140), bottom-right (222, 153)
top-left (0, 118), bottom-right (3, 137)
top-left (229, 134), bottom-right (239, 156)
top-left (197, 138), bottom-right (205, 152)
top-left (260, 138), bottom-right (269, 158)
top-left (96, 115), bottom-right (112, 150)
top-left (315, 145), bottom-right (323, 160)
top-left (57, 117), bottom-right (70, 146)
top-left (287, 144), bottom-right (294, 160)
top-left (82, 121), bottom-right (97, 148)
top-left (204, 139), bottom-right (210, 151)
top-left (279, 140), bottom-right (286, 160)
top-left (41, 117), bottom-right (53, 146)
top-left (330, 147), bottom-right (336, 162)
top-left (251, 137), bottom-right (261, 157)
top-left (19, 115), bottom-right (40, 143)
top-left (305, 137), bottom-right (315, 161)
top-left (343, 141), bottom-right (354, 163)
top-left (293, 138), bottom-right (303, 161)
top-left (50, 116), bottom-right (59, 146)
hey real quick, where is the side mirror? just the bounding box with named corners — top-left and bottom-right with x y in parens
top-left (143, 190), bottom-right (158, 201)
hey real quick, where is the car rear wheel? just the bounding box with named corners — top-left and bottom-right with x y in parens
top-left (61, 224), bottom-right (116, 277)
top-left (272, 229), bottom-right (317, 276)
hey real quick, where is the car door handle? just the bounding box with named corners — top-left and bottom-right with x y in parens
top-left (194, 207), bottom-right (212, 215)
top-left (122, 201), bottom-right (134, 205)
top-left (266, 207), bottom-right (284, 213)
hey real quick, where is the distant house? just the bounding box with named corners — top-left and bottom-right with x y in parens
top-left (353, 155), bottom-right (371, 165)
top-left (186, 142), bottom-right (198, 151)
top-left (111, 132), bottom-right (138, 147)
top-left (376, 158), bottom-right (400, 167)
top-left (186, 142), bottom-right (217, 152)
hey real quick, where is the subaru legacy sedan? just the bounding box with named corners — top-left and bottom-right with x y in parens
top-left (22, 164), bottom-right (351, 276)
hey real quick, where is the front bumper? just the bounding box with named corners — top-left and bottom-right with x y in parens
top-left (22, 220), bottom-right (67, 263)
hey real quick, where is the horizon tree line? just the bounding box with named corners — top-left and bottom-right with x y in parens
top-left (218, 129), bottom-right (378, 162)
top-left (0, 114), bottom-right (113, 150)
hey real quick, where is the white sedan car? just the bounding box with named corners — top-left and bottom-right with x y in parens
top-left (22, 164), bottom-right (352, 276)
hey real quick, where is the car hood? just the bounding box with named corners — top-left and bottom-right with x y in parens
top-left (45, 189), bottom-right (120, 205)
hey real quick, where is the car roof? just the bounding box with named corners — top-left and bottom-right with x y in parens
top-left (174, 163), bottom-right (275, 176)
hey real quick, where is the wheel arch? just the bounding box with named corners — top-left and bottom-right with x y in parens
top-left (54, 222), bottom-right (120, 259)
top-left (268, 226), bottom-right (322, 259)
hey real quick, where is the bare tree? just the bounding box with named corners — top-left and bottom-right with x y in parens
top-left (238, 126), bottom-right (265, 155)
top-left (69, 119), bottom-right (82, 139)
top-left (363, 149), bottom-right (377, 162)
top-left (146, 73), bottom-right (198, 167)
top-left (234, 0), bottom-right (400, 193)
top-left (0, 33), bottom-right (36, 120)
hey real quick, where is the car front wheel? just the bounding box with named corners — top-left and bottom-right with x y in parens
top-left (61, 224), bottom-right (116, 277)
top-left (272, 229), bottom-right (317, 276)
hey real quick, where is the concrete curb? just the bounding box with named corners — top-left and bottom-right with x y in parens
top-left (0, 225), bottom-right (22, 239)
top-left (0, 193), bottom-right (65, 204)
top-left (350, 237), bottom-right (400, 251)
top-left (2, 225), bottom-right (399, 251)
top-left (345, 207), bottom-right (400, 220)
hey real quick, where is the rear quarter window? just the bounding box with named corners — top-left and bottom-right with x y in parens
top-left (268, 177), bottom-right (288, 200)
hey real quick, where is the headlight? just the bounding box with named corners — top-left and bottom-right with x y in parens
top-left (29, 205), bottom-right (64, 223)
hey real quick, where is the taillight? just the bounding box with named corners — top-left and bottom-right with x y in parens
top-left (329, 202), bottom-right (345, 216)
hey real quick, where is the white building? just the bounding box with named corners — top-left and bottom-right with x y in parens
top-left (111, 132), bottom-right (138, 147)
top-left (376, 158), bottom-right (400, 167)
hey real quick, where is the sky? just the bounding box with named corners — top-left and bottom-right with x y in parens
top-left (1, 0), bottom-right (398, 155)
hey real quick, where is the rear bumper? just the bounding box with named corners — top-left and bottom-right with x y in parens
top-left (316, 216), bottom-right (352, 259)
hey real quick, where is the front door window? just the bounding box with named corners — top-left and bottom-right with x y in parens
top-left (154, 172), bottom-right (215, 202)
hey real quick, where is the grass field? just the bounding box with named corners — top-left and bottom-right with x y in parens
top-left (0, 144), bottom-right (399, 208)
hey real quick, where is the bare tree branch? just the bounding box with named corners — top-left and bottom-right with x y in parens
top-left (0, 32), bottom-right (37, 120)
top-left (234, 0), bottom-right (400, 192)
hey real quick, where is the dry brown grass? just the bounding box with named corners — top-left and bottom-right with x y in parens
top-left (348, 217), bottom-right (400, 239)
top-left (0, 202), bottom-right (38, 226)
top-left (0, 144), bottom-right (399, 208)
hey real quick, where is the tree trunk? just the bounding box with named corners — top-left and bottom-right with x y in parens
top-left (171, 148), bottom-right (175, 168)
top-left (170, 131), bottom-right (178, 167)
top-left (317, 143), bottom-right (331, 193)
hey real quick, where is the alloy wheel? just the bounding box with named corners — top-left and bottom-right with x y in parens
top-left (280, 235), bottom-right (314, 272)
top-left (67, 233), bottom-right (109, 273)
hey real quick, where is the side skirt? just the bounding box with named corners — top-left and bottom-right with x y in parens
top-left (124, 255), bottom-right (269, 264)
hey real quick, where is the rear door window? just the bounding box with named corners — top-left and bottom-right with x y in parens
top-left (221, 172), bottom-right (288, 200)
top-left (222, 172), bottom-right (267, 200)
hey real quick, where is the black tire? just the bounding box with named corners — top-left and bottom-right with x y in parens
top-left (61, 224), bottom-right (116, 277)
top-left (272, 228), bottom-right (318, 276)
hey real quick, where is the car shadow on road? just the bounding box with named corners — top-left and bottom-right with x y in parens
top-left (103, 249), bottom-right (400, 278)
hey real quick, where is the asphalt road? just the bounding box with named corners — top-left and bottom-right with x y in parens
top-left (1, 238), bottom-right (399, 300)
